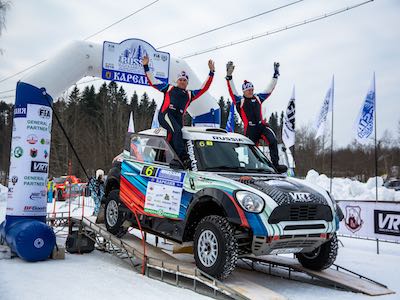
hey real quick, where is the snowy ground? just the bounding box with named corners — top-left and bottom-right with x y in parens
top-left (1, 185), bottom-right (399, 300)
top-left (305, 170), bottom-right (400, 201)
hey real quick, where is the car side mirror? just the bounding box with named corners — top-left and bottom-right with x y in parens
top-left (169, 159), bottom-right (184, 170)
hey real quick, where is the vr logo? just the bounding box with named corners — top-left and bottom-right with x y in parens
top-left (374, 210), bottom-right (400, 236)
top-left (31, 161), bottom-right (48, 173)
top-left (289, 192), bottom-right (311, 201)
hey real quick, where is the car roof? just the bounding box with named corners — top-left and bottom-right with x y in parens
top-left (139, 126), bottom-right (254, 145)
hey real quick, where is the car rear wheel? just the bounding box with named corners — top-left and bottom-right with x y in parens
top-left (194, 215), bottom-right (238, 280)
top-left (296, 233), bottom-right (338, 270)
top-left (104, 190), bottom-right (128, 238)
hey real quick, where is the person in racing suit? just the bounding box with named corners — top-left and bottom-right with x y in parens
top-left (225, 61), bottom-right (287, 173)
top-left (142, 55), bottom-right (215, 167)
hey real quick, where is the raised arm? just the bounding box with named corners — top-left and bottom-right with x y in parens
top-left (190, 59), bottom-right (215, 101)
top-left (225, 61), bottom-right (241, 105)
top-left (257, 62), bottom-right (280, 102)
top-left (142, 55), bottom-right (170, 93)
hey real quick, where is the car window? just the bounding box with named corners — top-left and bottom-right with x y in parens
top-left (130, 135), bottom-right (176, 165)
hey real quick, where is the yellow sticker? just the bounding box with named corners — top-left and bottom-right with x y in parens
top-left (145, 166), bottom-right (155, 176)
top-left (206, 141), bottom-right (213, 146)
top-left (199, 141), bottom-right (205, 147)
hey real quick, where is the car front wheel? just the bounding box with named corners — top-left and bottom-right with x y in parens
top-left (194, 215), bottom-right (238, 280)
top-left (104, 190), bottom-right (128, 238)
top-left (296, 233), bottom-right (338, 270)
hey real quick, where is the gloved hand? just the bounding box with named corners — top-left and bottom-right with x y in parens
top-left (226, 61), bottom-right (235, 79)
top-left (273, 62), bottom-right (280, 78)
top-left (142, 55), bottom-right (149, 66)
top-left (208, 59), bottom-right (215, 72)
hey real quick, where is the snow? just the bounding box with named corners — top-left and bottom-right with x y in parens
top-left (1, 184), bottom-right (400, 300)
top-left (305, 170), bottom-right (400, 201)
top-left (0, 184), bottom-right (7, 202)
top-left (0, 198), bottom-right (208, 300)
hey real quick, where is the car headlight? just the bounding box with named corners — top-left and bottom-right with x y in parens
top-left (235, 191), bottom-right (265, 213)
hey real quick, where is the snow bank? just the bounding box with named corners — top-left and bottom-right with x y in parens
top-left (305, 170), bottom-right (400, 201)
top-left (0, 184), bottom-right (7, 202)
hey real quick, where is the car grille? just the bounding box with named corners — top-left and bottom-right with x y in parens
top-left (268, 204), bottom-right (333, 224)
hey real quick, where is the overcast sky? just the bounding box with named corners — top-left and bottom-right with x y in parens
top-left (0, 0), bottom-right (399, 147)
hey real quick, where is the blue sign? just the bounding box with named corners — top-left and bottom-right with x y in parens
top-left (102, 38), bottom-right (170, 86)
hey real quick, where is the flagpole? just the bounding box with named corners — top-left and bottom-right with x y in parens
top-left (373, 72), bottom-right (378, 202)
top-left (330, 76), bottom-right (334, 194)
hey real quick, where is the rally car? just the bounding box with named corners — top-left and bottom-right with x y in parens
top-left (102, 127), bottom-right (344, 279)
top-left (54, 175), bottom-right (82, 201)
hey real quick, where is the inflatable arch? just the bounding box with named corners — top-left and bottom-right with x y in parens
top-left (0, 39), bottom-right (220, 261)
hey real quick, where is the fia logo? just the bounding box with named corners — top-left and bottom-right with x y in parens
top-left (38, 106), bottom-right (51, 119)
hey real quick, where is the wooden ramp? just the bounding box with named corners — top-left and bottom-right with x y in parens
top-left (242, 255), bottom-right (395, 296)
top-left (63, 216), bottom-right (394, 299)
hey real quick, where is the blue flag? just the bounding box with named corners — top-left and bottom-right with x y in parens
top-left (225, 102), bottom-right (235, 132)
top-left (355, 73), bottom-right (375, 143)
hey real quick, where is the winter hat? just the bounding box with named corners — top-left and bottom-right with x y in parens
top-left (177, 71), bottom-right (189, 81)
top-left (242, 80), bottom-right (254, 92)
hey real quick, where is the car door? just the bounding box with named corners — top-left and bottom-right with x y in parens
top-left (119, 134), bottom-right (188, 219)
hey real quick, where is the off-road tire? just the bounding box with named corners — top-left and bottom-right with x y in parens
top-left (296, 233), bottom-right (338, 270)
top-left (104, 190), bottom-right (128, 238)
top-left (194, 215), bottom-right (238, 280)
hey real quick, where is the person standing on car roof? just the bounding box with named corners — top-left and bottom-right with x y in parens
top-left (142, 55), bottom-right (215, 167)
top-left (225, 61), bottom-right (287, 173)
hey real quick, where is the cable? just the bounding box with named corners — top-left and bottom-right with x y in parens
top-left (180, 0), bottom-right (374, 59)
top-left (83, 0), bottom-right (159, 41)
top-left (157, 0), bottom-right (304, 49)
top-left (0, 88), bottom-right (16, 94)
top-left (0, 1), bottom-right (160, 85)
top-left (0, 59), bottom-right (47, 84)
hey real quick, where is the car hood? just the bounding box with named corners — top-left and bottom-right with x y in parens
top-left (219, 173), bottom-right (329, 206)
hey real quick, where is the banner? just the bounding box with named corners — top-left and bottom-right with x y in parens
top-left (127, 111), bottom-right (135, 133)
top-left (337, 200), bottom-right (400, 242)
top-left (282, 86), bottom-right (296, 148)
top-left (225, 102), bottom-right (235, 132)
top-left (102, 38), bottom-right (170, 86)
top-left (355, 72), bottom-right (375, 143)
top-left (314, 76), bottom-right (334, 138)
top-left (7, 101), bottom-right (52, 216)
top-left (151, 107), bottom-right (160, 129)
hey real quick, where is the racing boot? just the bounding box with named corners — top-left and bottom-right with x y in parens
top-left (180, 153), bottom-right (192, 170)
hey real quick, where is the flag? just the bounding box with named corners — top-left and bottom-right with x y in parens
top-left (128, 111), bottom-right (135, 133)
top-left (355, 72), bottom-right (376, 143)
top-left (282, 86), bottom-right (296, 148)
top-left (225, 102), bottom-right (235, 132)
top-left (151, 107), bottom-right (160, 129)
top-left (314, 76), bottom-right (334, 138)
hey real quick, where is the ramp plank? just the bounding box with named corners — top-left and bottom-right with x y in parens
top-left (245, 255), bottom-right (394, 296)
top-left (225, 268), bottom-right (287, 300)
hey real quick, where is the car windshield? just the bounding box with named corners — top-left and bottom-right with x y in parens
top-left (54, 178), bottom-right (65, 184)
top-left (193, 140), bottom-right (276, 173)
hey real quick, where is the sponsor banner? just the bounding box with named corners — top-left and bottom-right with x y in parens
top-left (338, 200), bottom-right (400, 242)
top-left (141, 165), bottom-right (185, 219)
top-left (7, 103), bottom-right (52, 216)
top-left (102, 39), bottom-right (170, 86)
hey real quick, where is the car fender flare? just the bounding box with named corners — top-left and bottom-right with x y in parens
top-left (105, 165), bottom-right (121, 197)
top-left (185, 188), bottom-right (249, 228)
